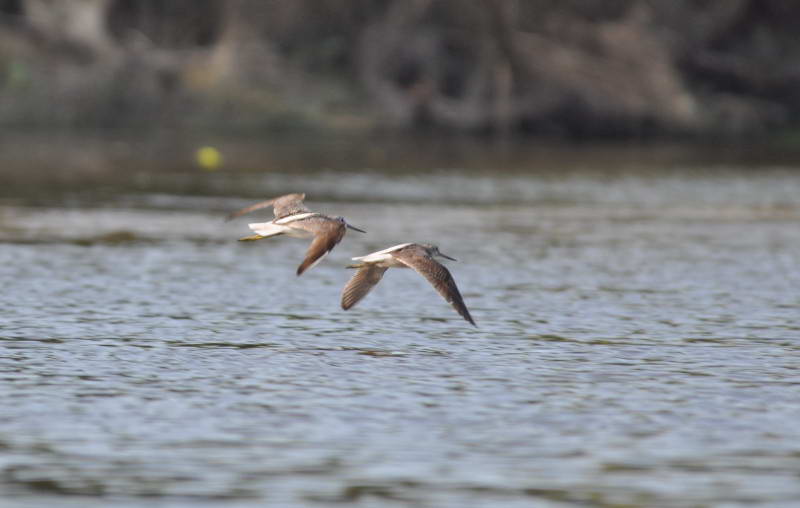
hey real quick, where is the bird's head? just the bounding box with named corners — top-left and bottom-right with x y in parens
top-left (336, 216), bottom-right (366, 233)
top-left (423, 244), bottom-right (457, 261)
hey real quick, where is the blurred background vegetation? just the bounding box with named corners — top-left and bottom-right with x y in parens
top-left (2, 0), bottom-right (800, 138)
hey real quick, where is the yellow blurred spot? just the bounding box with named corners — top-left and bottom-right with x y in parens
top-left (196, 146), bottom-right (222, 171)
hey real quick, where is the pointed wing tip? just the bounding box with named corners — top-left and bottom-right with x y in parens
top-left (340, 287), bottom-right (359, 311)
top-left (296, 257), bottom-right (311, 275)
top-left (458, 307), bottom-right (476, 327)
top-left (341, 288), bottom-right (359, 310)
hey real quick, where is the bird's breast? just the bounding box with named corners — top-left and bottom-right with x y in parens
top-left (375, 257), bottom-right (407, 268)
top-left (283, 226), bottom-right (316, 239)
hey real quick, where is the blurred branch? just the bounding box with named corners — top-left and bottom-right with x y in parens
top-left (24, 0), bottom-right (115, 60)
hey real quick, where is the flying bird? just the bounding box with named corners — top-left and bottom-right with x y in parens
top-left (227, 193), bottom-right (366, 275)
top-left (341, 243), bottom-right (476, 326)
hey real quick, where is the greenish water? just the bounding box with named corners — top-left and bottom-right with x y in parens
top-left (1, 135), bottom-right (799, 507)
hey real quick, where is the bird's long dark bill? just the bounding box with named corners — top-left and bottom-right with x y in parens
top-left (440, 253), bottom-right (457, 261)
top-left (347, 224), bottom-right (367, 233)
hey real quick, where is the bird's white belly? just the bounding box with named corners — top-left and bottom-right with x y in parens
top-left (275, 212), bottom-right (318, 225)
top-left (248, 220), bottom-right (314, 238)
top-left (353, 252), bottom-right (406, 268)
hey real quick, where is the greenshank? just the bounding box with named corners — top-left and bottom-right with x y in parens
top-left (341, 243), bottom-right (476, 326)
top-left (227, 193), bottom-right (366, 275)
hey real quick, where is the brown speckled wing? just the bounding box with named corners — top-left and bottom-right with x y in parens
top-left (226, 193), bottom-right (308, 221)
top-left (294, 217), bottom-right (346, 275)
top-left (393, 249), bottom-right (476, 326)
top-left (341, 266), bottom-right (389, 310)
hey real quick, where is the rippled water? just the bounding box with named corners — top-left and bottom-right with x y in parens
top-left (1, 136), bottom-right (800, 507)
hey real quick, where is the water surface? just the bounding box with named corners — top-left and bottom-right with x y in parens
top-left (1, 135), bottom-right (799, 507)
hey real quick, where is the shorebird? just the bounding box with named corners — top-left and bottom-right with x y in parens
top-left (227, 193), bottom-right (366, 275)
top-left (341, 243), bottom-right (476, 326)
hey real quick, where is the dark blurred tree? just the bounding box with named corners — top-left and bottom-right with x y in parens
top-left (1, 0), bottom-right (800, 137)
